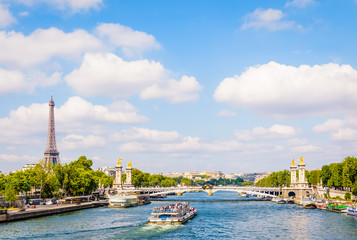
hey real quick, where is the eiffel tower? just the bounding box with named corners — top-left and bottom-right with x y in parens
top-left (43, 95), bottom-right (60, 165)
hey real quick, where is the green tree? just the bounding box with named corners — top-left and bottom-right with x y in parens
top-left (320, 165), bottom-right (331, 186)
top-left (345, 192), bottom-right (351, 200)
top-left (342, 156), bottom-right (357, 189)
top-left (307, 170), bottom-right (321, 186)
top-left (5, 184), bottom-right (18, 207)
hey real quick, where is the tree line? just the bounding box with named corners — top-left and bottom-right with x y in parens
top-left (255, 156), bottom-right (357, 196)
top-left (0, 156), bottom-right (113, 202)
top-left (1, 155), bottom-right (251, 204)
top-left (130, 168), bottom-right (246, 187)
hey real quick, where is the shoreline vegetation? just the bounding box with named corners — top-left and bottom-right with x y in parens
top-left (0, 156), bottom-right (247, 208)
top-left (255, 156), bottom-right (357, 200)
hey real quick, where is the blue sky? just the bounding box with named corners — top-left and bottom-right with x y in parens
top-left (1, 0), bottom-right (357, 174)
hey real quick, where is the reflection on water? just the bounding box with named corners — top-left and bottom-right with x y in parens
top-left (1, 191), bottom-right (357, 239)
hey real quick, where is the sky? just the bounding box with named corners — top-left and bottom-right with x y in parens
top-left (0, 0), bottom-right (357, 174)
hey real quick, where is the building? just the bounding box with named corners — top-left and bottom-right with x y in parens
top-left (162, 172), bottom-right (184, 178)
top-left (22, 164), bottom-right (36, 171)
top-left (97, 167), bottom-right (116, 178)
top-left (183, 171), bottom-right (224, 180)
top-left (43, 96), bottom-right (60, 165)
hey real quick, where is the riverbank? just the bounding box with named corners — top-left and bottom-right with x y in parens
top-left (0, 200), bottom-right (108, 223)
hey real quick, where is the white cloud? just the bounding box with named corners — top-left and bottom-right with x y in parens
top-left (0, 96), bottom-right (147, 143)
top-left (218, 110), bottom-right (237, 117)
top-left (118, 138), bottom-right (244, 153)
top-left (111, 127), bottom-right (180, 142)
top-left (19, 11), bottom-right (29, 17)
top-left (235, 124), bottom-right (297, 141)
top-left (0, 4), bottom-right (16, 28)
top-left (59, 134), bottom-right (106, 150)
top-left (0, 68), bottom-right (62, 95)
top-left (140, 76), bottom-right (202, 103)
top-left (16, 0), bottom-right (103, 12)
top-left (65, 53), bottom-right (201, 102)
top-left (313, 118), bottom-right (357, 142)
top-left (285, 0), bottom-right (316, 8)
top-left (330, 128), bottom-right (357, 141)
top-left (287, 138), bottom-right (309, 146)
top-left (291, 144), bottom-right (321, 153)
top-left (0, 68), bottom-right (29, 94)
top-left (65, 53), bottom-right (165, 98)
top-left (95, 23), bottom-right (160, 57)
top-left (214, 62), bottom-right (357, 118)
top-left (57, 96), bottom-right (148, 125)
top-left (313, 119), bottom-right (344, 132)
top-left (0, 28), bottom-right (103, 68)
top-left (241, 8), bottom-right (297, 31)
top-left (0, 154), bottom-right (38, 163)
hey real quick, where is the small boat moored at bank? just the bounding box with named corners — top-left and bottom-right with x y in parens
top-left (347, 206), bottom-right (357, 216)
top-left (148, 202), bottom-right (197, 225)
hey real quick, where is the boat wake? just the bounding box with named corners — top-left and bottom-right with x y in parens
top-left (123, 223), bottom-right (183, 239)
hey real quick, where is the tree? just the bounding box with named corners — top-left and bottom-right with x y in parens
top-left (342, 156), bottom-right (357, 189)
top-left (320, 165), bottom-right (331, 186)
top-left (5, 184), bottom-right (18, 207)
top-left (345, 192), bottom-right (351, 200)
top-left (330, 163), bottom-right (343, 189)
top-left (307, 170), bottom-right (321, 186)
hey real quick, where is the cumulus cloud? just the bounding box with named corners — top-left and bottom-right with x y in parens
top-left (214, 61), bottom-right (357, 118)
top-left (313, 117), bottom-right (357, 142)
top-left (59, 134), bottom-right (106, 150)
top-left (111, 127), bottom-right (180, 142)
top-left (217, 110), bottom-right (237, 117)
top-left (0, 68), bottom-right (62, 95)
top-left (140, 76), bottom-right (202, 103)
top-left (0, 154), bottom-right (38, 163)
top-left (330, 128), bottom-right (357, 141)
top-left (65, 53), bottom-right (165, 98)
top-left (16, 0), bottom-right (103, 12)
top-left (285, 0), bottom-right (316, 8)
top-left (95, 23), bottom-right (160, 56)
top-left (0, 96), bottom-right (148, 144)
top-left (65, 53), bottom-right (201, 102)
top-left (291, 144), bottom-right (321, 153)
top-left (241, 8), bottom-right (298, 31)
top-left (0, 4), bottom-right (16, 28)
top-left (0, 68), bottom-right (29, 94)
top-left (0, 27), bottom-right (103, 68)
top-left (234, 124), bottom-right (297, 141)
top-left (118, 138), bottom-right (244, 153)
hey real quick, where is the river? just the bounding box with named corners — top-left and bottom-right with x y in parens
top-left (1, 191), bottom-right (356, 239)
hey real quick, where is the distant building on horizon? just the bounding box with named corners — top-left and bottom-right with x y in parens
top-left (22, 163), bottom-right (36, 171)
top-left (43, 95), bottom-right (60, 165)
top-left (97, 167), bottom-right (116, 178)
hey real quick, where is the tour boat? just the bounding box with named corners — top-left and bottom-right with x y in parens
top-left (108, 195), bottom-right (138, 208)
top-left (147, 202), bottom-right (197, 225)
top-left (286, 199), bottom-right (295, 204)
top-left (347, 207), bottom-right (357, 216)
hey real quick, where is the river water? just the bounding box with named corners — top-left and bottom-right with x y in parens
top-left (1, 191), bottom-right (357, 239)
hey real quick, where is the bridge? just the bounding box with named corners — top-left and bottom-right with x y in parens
top-left (115, 186), bottom-right (281, 198)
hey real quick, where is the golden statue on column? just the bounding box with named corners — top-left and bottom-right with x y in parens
top-left (117, 158), bottom-right (122, 166)
top-left (127, 161), bottom-right (132, 168)
top-left (299, 156), bottom-right (304, 165)
top-left (290, 159), bottom-right (295, 167)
